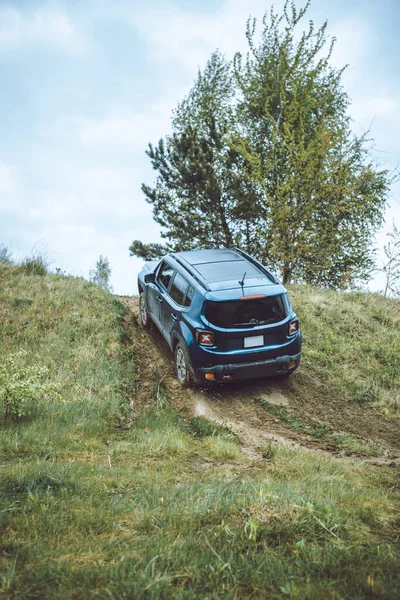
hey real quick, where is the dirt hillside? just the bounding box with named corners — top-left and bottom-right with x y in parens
top-left (117, 295), bottom-right (400, 465)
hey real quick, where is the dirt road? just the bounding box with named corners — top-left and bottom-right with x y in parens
top-left (117, 295), bottom-right (400, 464)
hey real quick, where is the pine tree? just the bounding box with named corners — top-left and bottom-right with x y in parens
top-left (130, 52), bottom-right (263, 260)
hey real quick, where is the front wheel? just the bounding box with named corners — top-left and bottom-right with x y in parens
top-left (139, 292), bottom-right (151, 329)
top-left (174, 342), bottom-right (193, 388)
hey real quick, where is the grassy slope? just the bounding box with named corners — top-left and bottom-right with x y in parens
top-left (290, 285), bottom-right (400, 416)
top-left (1, 266), bottom-right (399, 599)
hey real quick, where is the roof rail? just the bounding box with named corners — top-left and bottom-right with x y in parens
top-left (231, 248), bottom-right (279, 284)
top-left (170, 254), bottom-right (211, 291)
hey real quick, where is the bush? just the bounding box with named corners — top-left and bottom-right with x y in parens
top-left (20, 254), bottom-right (48, 276)
top-left (0, 351), bottom-right (59, 421)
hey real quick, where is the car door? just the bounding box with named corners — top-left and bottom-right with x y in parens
top-left (147, 260), bottom-right (174, 331)
top-left (159, 270), bottom-right (190, 347)
top-left (145, 262), bottom-right (160, 323)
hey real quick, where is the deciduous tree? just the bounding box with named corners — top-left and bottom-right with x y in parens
top-left (89, 255), bottom-right (112, 293)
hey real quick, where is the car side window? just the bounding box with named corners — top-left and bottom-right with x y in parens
top-left (169, 271), bottom-right (189, 306)
top-left (183, 285), bottom-right (195, 307)
top-left (157, 261), bottom-right (174, 291)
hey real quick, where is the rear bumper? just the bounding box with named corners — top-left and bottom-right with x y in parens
top-left (193, 352), bottom-right (301, 383)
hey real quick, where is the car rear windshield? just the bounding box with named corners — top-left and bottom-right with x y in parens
top-left (204, 295), bottom-right (288, 328)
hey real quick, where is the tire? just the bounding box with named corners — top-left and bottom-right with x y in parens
top-left (174, 342), bottom-right (193, 388)
top-left (139, 292), bottom-right (151, 329)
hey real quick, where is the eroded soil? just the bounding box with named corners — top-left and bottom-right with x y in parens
top-left (118, 295), bottom-right (400, 465)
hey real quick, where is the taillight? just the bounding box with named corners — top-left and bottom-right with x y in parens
top-left (196, 330), bottom-right (214, 346)
top-left (288, 319), bottom-right (299, 336)
top-left (240, 294), bottom-right (266, 300)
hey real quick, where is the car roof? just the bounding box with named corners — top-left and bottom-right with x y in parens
top-left (171, 248), bottom-right (279, 293)
top-left (177, 249), bottom-right (242, 265)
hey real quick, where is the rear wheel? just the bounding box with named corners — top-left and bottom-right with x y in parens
top-left (174, 342), bottom-right (193, 388)
top-left (139, 292), bottom-right (151, 329)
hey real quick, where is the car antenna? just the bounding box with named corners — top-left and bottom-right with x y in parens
top-left (238, 271), bottom-right (246, 287)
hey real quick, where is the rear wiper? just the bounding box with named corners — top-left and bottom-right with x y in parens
top-left (235, 319), bottom-right (276, 327)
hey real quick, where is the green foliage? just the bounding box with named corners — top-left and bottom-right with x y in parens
top-left (89, 254), bottom-right (113, 292)
top-left (129, 239), bottom-right (167, 261)
top-left (0, 350), bottom-right (59, 421)
top-left (0, 244), bottom-right (12, 264)
top-left (132, 0), bottom-right (393, 289)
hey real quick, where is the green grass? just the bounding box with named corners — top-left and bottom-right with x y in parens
top-left (1, 266), bottom-right (400, 598)
top-left (0, 266), bottom-right (134, 449)
top-left (289, 285), bottom-right (400, 417)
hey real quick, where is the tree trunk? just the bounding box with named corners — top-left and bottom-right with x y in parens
top-left (215, 194), bottom-right (233, 247)
top-left (282, 264), bottom-right (292, 284)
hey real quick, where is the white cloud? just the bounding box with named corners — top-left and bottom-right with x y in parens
top-left (0, 162), bottom-right (14, 196)
top-left (23, 163), bottom-right (151, 221)
top-left (329, 18), bottom-right (370, 71)
top-left (79, 104), bottom-right (174, 148)
top-left (351, 96), bottom-right (399, 122)
top-left (26, 222), bottom-right (116, 273)
top-left (23, 221), bottom-right (148, 294)
top-left (80, 114), bottom-right (162, 147)
top-left (129, 0), bottom-right (272, 69)
top-left (0, 4), bottom-right (88, 54)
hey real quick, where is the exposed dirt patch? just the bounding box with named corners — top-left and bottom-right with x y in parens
top-left (258, 392), bottom-right (289, 407)
top-left (117, 295), bottom-right (400, 464)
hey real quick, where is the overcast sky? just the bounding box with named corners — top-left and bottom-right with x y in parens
top-left (0, 0), bottom-right (399, 294)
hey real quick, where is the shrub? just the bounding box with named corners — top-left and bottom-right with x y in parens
top-left (20, 254), bottom-right (48, 276)
top-left (0, 350), bottom-right (59, 421)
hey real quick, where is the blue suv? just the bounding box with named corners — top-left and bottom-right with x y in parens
top-left (137, 248), bottom-right (301, 387)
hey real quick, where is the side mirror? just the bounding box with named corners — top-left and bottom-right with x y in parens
top-left (144, 272), bottom-right (156, 284)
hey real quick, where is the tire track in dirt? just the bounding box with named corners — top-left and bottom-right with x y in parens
top-left (117, 295), bottom-right (400, 464)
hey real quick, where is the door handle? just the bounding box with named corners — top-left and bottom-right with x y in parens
top-left (170, 313), bottom-right (178, 321)
top-left (157, 295), bottom-right (163, 303)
